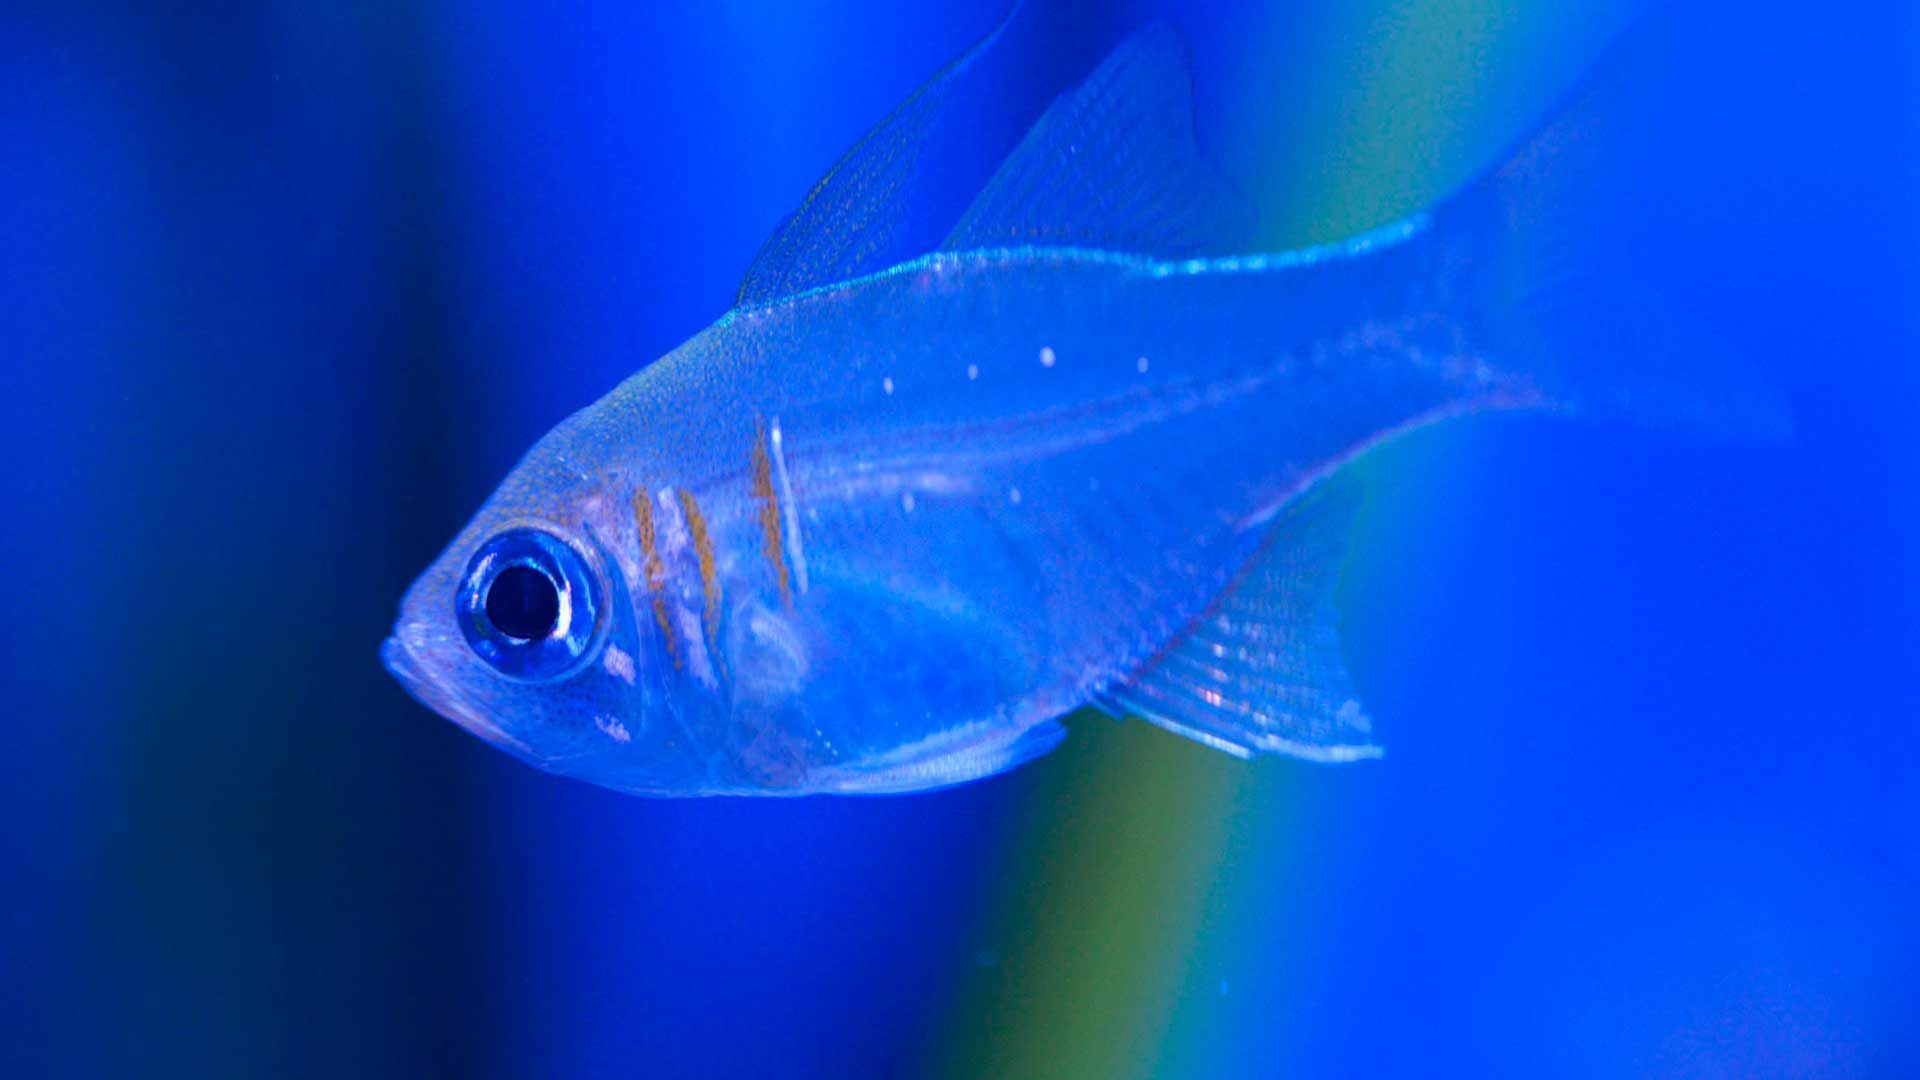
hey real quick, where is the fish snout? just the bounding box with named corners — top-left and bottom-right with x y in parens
top-left (380, 630), bottom-right (536, 756)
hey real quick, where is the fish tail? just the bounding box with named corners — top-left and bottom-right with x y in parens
top-left (1434, 18), bottom-right (1790, 440)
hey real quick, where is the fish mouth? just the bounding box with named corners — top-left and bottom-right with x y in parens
top-left (380, 633), bottom-right (537, 757)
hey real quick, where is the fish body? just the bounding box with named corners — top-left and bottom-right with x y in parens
top-left (588, 235), bottom-right (1470, 789)
top-left (384, 18), bottom-right (1765, 795)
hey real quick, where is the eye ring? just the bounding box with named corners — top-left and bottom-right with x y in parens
top-left (457, 527), bottom-right (605, 681)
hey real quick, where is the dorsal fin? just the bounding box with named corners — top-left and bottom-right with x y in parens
top-left (736, 5), bottom-right (1109, 306)
top-left (734, 44), bottom-right (975, 306)
top-left (736, 15), bottom-right (1257, 306)
top-left (941, 22), bottom-right (1258, 256)
top-left (1095, 481), bottom-right (1381, 763)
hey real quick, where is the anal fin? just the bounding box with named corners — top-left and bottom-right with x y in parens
top-left (1095, 482), bottom-right (1381, 763)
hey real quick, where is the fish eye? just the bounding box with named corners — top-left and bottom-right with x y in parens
top-left (486, 565), bottom-right (559, 640)
top-left (457, 528), bottom-right (604, 681)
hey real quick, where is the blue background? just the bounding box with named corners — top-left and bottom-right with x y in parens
top-left (3, 1), bottom-right (1914, 1076)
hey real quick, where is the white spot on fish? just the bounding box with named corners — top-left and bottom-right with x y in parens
top-left (669, 601), bottom-right (717, 689)
top-left (602, 645), bottom-right (636, 684)
top-left (594, 714), bottom-right (632, 743)
top-left (966, 363), bottom-right (979, 381)
top-left (901, 491), bottom-right (916, 513)
top-left (1136, 356), bottom-right (1150, 374)
top-left (882, 376), bottom-right (895, 395)
top-left (1008, 486), bottom-right (1022, 505)
top-left (1039, 345), bottom-right (1056, 368)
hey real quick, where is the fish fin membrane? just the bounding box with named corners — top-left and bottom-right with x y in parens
top-left (941, 22), bottom-right (1258, 257)
top-left (1437, 18), bottom-right (1791, 440)
top-left (734, 15), bottom-right (1001, 306)
top-left (825, 720), bottom-right (1067, 795)
top-left (736, 4), bottom-right (1127, 306)
top-left (1094, 480), bottom-right (1381, 763)
top-left (736, 13), bottom-right (1255, 304)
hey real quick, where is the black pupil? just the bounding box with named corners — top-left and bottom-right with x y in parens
top-left (486, 565), bottom-right (560, 640)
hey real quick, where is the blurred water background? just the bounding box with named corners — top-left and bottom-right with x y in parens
top-left (3, 1), bottom-right (1916, 1076)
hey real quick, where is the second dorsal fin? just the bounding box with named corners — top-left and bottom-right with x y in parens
top-left (1095, 481), bottom-right (1380, 763)
top-left (941, 22), bottom-right (1258, 257)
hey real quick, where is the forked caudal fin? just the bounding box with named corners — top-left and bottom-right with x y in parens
top-left (1433, 17), bottom-right (1791, 441)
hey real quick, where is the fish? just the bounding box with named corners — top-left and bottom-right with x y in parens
top-left (383, 15), bottom-right (1778, 795)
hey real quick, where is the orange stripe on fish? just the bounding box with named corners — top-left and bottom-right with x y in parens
top-left (677, 488), bottom-right (722, 646)
top-left (750, 419), bottom-right (792, 606)
top-left (632, 489), bottom-right (665, 589)
top-left (632, 489), bottom-right (683, 672)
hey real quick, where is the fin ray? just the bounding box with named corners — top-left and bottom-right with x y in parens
top-left (739, 17), bottom-right (1260, 305)
top-left (737, 5), bottom-right (1117, 305)
top-left (1095, 480), bottom-right (1380, 763)
top-left (942, 22), bottom-right (1257, 256)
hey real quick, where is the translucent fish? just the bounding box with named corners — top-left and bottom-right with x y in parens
top-left (383, 17), bottom-right (1778, 795)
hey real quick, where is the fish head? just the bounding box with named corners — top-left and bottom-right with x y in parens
top-left (383, 422), bottom-right (706, 793)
